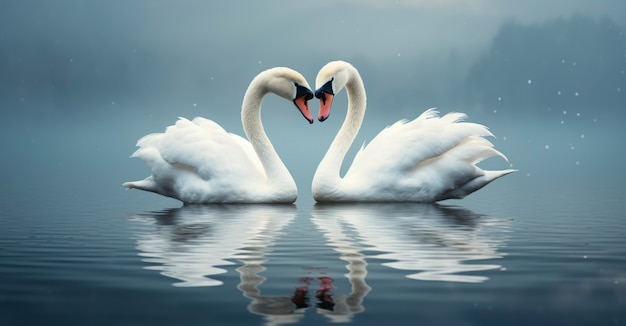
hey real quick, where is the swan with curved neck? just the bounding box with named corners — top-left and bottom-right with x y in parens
top-left (124, 67), bottom-right (314, 204)
top-left (312, 60), bottom-right (515, 202)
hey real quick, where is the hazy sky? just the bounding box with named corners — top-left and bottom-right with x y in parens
top-left (2, 0), bottom-right (624, 114)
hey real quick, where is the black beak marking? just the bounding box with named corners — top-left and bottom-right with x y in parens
top-left (295, 83), bottom-right (314, 101)
top-left (315, 79), bottom-right (334, 100)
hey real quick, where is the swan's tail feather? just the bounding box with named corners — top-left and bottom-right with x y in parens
top-left (417, 108), bottom-right (440, 120)
top-left (487, 148), bottom-right (510, 164)
top-left (441, 111), bottom-right (468, 124)
top-left (437, 169), bottom-right (517, 201)
top-left (428, 135), bottom-right (515, 200)
top-left (439, 136), bottom-right (502, 165)
top-left (450, 121), bottom-right (494, 139)
top-left (483, 169), bottom-right (517, 181)
top-left (123, 177), bottom-right (159, 193)
top-left (469, 136), bottom-right (512, 166)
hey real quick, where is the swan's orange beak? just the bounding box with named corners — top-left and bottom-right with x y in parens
top-left (294, 95), bottom-right (314, 124)
top-left (317, 93), bottom-right (333, 122)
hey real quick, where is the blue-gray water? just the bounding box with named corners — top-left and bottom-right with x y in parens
top-left (1, 108), bottom-right (625, 325)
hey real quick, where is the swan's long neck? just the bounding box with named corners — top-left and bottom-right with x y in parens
top-left (313, 68), bottom-right (366, 195)
top-left (241, 81), bottom-right (293, 188)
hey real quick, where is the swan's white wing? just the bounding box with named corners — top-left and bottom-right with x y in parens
top-left (126, 117), bottom-right (266, 202)
top-left (192, 117), bottom-right (264, 177)
top-left (158, 117), bottom-right (264, 180)
top-left (342, 109), bottom-right (512, 200)
top-left (346, 109), bottom-right (489, 176)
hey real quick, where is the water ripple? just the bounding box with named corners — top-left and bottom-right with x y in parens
top-left (130, 204), bottom-right (296, 287)
top-left (312, 203), bottom-right (511, 283)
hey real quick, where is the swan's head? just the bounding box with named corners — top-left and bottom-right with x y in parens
top-left (261, 67), bottom-right (315, 124)
top-left (314, 61), bottom-right (352, 122)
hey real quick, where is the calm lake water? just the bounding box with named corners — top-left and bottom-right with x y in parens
top-left (1, 110), bottom-right (625, 326)
top-left (1, 177), bottom-right (625, 325)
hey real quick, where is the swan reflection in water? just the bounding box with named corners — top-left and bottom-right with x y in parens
top-left (130, 203), bottom-right (508, 324)
top-left (131, 204), bottom-right (314, 325)
top-left (312, 203), bottom-right (510, 284)
top-left (131, 204), bottom-right (296, 287)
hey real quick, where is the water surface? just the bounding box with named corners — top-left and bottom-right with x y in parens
top-left (1, 178), bottom-right (624, 325)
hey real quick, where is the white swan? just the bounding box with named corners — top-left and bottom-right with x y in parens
top-left (312, 60), bottom-right (516, 202)
top-left (124, 67), bottom-right (314, 204)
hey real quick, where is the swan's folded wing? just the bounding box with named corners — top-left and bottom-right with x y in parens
top-left (142, 117), bottom-right (264, 181)
top-left (345, 109), bottom-right (494, 179)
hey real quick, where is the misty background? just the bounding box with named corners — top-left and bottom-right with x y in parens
top-left (1, 0), bottom-right (625, 205)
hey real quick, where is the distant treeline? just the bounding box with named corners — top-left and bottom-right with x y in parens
top-left (464, 15), bottom-right (625, 115)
